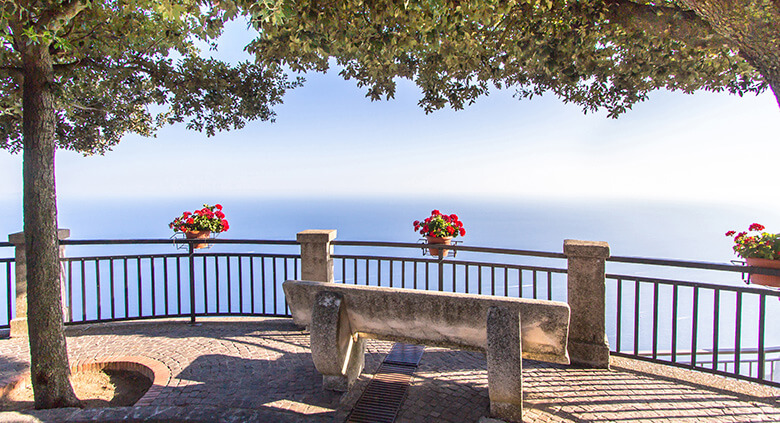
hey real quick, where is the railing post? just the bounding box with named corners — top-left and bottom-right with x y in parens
top-left (8, 229), bottom-right (71, 338)
top-left (188, 242), bottom-right (196, 324)
top-left (564, 239), bottom-right (610, 368)
top-left (297, 230), bottom-right (337, 282)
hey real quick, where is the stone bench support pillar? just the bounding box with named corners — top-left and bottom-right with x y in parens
top-left (564, 239), bottom-right (610, 368)
top-left (486, 305), bottom-right (523, 421)
top-left (297, 230), bottom-right (336, 283)
top-left (310, 290), bottom-right (366, 391)
top-left (9, 229), bottom-right (71, 338)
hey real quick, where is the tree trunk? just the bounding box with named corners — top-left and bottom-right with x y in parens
top-left (20, 41), bottom-right (81, 409)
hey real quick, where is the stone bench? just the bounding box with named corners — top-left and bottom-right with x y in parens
top-left (283, 280), bottom-right (571, 422)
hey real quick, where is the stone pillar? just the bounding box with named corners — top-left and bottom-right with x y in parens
top-left (564, 239), bottom-right (610, 368)
top-left (9, 229), bottom-right (71, 338)
top-left (310, 290), bottom-right (365, 391)
top-left (486, 305), bottom-right (523, 422)
top-left (297, 230), bottom-right (336, 283)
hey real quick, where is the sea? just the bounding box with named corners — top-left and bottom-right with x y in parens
top-left (2, 195), bottom-right (779, 378)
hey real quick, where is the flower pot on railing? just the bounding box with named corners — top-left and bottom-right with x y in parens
top-left (185, 230), bottom-right (211, 249)
top-left (745, 257), bottom-right (780, 288)
top-left (425, 236), bottom-right (453, 257)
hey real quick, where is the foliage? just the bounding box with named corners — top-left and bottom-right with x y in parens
top-left (414, 210), bottom-right (465, 238)
top-left (170, 204), bottom-right (229, 233)
top-left (726, 224), bottom-right (780, 260)
top-left (244, 0), bottom-right (776, 116)
top-left (0, 0), bottom-right (302, 155)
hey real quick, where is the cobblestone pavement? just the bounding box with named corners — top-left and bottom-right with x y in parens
top-left (0, 317), bottom-right (778, 422)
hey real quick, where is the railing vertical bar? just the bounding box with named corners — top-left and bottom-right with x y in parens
top-left (136, 258), bottom-right (142, 317)
top-left (517, 269), bottom-right (522, 299)
top-left (465, 264), bottom-right (469, 294)
top-left (81, 260), bottom-right (87, 321)
top-left (163, 257), bottom-right (169, 317)
top-left (546, 272), bottom-right (552, 301)
top-left (490, 266), bottom-right (496, 296)
top-left (215, 256), bottom-right (221, 314)
top-left (227, 256), bottom-right (234, 314)
top-left (691, 286), bottom-right (700, 367)
top-left (261, 257), bottom-right (267, 315)
top-left (249, 258), bottom-right (255, 314)
top-left (294, 257), bottom-right (298, 279)
top-left (353, 258), bottom-right (358, 285)
top-left (734, 291), bottom-right (743, 375)
top-left (366, 259), bottom-right (370, 286)
top-left (340, 257), bottom-right (346, 284)
top-left (150, 257), bottom-right (156, 316)
top-left (413, 261), bottom-right (418, 290)
top-left (671, 284), bottom-right (679, 363)
top-left (284, 258), bottom-right (290, 316)
top-left (438, 259), bottom-right (444, 291)
top-left (633, 279), bottom-right (640, 356)
top-left (378, 259), bottom-right (382, 287)
top-left (453, 263), bottom-right (458, 293)
top-left (95, 259), bottom-right (101, 320)
top-left (651, 281), bottom-right (659, 360)
top-left (203, 256), bottom-right (209, 314)
top-left (68, 260), bottom-right (74, 322)
top-left (504, 267), bottom-right (508, 297)
top-left (425, 262), bottom-right (430, 291)
top-left (758, 293), bottom-right (766, 379)
top-left (616, 278), bottom-right (623, 353)
top-left (176, 256), bottom-right (182, 315)
top-left (238, 256), bottom-right (243, 314)
top-left (188, 244), bottom-right (196, 323)
top-left (712, 289), bottom-right (720, 371)
top-left (478, 265), bottom-right (483, 295)
top-left (389, 259), bottom-right (394, 288)
top-left (6, 262), bottom-right (11, 324)
top-left (272, 258), bottom-right (278, 315)
top-left (532, 270), bottom-right (537, 299)
top-left (123, 258), bottom-right (128, 320)
top-left (401, 261), bottom-right (406, 289)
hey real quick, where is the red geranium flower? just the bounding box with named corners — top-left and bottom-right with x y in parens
top-left (414, 210), bottom-right (465, 239)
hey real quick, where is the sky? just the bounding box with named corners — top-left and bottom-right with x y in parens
top-left (1, 19), bottom-right (779, 208)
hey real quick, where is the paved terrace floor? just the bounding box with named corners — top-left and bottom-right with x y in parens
top-left (0, 317), bottom-right (778, 423)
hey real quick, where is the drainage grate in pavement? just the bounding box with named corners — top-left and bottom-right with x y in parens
top-left (347, 343), bottom-right (425, 423)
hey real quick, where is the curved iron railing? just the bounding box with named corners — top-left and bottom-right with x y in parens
top-left (1, 237), bottom-right (778, 388)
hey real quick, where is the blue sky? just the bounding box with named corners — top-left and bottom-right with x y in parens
top-left (1, 19), bottom-right (779, 207)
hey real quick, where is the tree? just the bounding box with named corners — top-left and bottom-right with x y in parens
top-left (0, 0), bottom-right (298, 408)
top-left (244, 0), bottom-right (778, 116)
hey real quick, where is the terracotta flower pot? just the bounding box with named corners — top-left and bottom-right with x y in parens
top-left (745, 257), bottom-right (780, 288)
top-left (426, 236), bottom-right (453, 257)
top-left (185, 230), bottom-right (211, 249)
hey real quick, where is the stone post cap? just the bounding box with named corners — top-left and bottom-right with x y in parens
top-left (297, 230), bottom-right (337, 243)
top-left (9, 229), bottom-right (71, 244)
top-left (563, 239), bottom-right (610, 259)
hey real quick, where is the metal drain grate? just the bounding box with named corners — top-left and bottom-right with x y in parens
top-left (347, 343), bottom-right (425, 423)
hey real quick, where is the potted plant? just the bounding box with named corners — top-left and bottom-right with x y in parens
top-left (726, 223), bottom-right (780, 287)
top-left (170, 204), bottom-right (229, 249)
top-left (414, 210), bottom-right (465, 257)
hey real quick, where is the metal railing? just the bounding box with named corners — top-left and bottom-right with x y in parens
top-left (1, 237), bottom-right (778, 388)
top-left (606, 255), bottom-right (780, 387)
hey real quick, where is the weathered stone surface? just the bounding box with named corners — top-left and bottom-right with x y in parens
top-left (486, 306), bottom-right (523, 422)
top-left (283, 280), bottom-right (571, 365)
top-left (564, 239), bottom-right (610, 369)
top-left (310, 291), bottom-right (365, 391)
top-left (297, 230), bottom-right (336, 283)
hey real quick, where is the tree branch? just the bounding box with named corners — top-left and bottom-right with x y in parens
top-left (603, 0), bottom-right (732, 48)
top-left (35, 0), bottom-right (89, 33)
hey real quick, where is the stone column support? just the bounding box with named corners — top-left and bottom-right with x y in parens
top-left (297, 230), bottom-right (336, 283)
top-left (486, 305), bottom-right (523, 422)
top-left (9, 228), bottom-right (71, 338)
top-left (564, 239), bottom-right (610, 368)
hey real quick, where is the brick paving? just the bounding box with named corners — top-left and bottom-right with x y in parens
top-left (0, 317), bottom-right (778, 422)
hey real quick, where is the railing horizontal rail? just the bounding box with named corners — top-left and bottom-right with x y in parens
top-left (60, 252), bottom-right (301, 262)
top-left (609, 255), bottom-right (780, 276)
top-left (333, 254), bottom-right (567, 274)
top-left (606, 273), bottom-right (778, 294)
top-left (333, 240), bottom-right (568, 259)
top-left (61, 239), bottom-right (299, 246)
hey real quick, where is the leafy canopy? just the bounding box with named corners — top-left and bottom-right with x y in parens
top-left (0, 0), bottom-right (301, 155)
top-left (244, 0), bottom-right (766, 117)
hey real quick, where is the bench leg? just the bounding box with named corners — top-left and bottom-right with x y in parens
top-left (486, 305), bottom-right (523, 422)
top-left (310, 291), bottom-right (366, 392)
